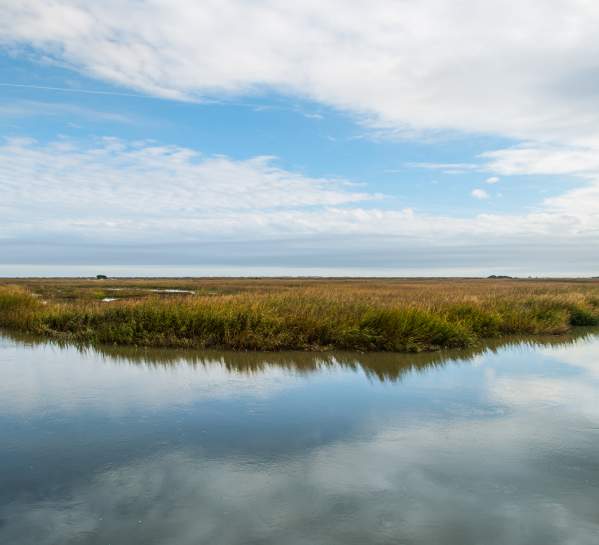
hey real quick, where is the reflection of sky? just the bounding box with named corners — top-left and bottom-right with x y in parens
top-left (0, 337), bottom-right (303, 415)
top-left (1, 334), bottom-right (598, 544)
top-left (486, 340), bottom-right (599, 422)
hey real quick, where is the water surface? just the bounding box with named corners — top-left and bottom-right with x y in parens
top-left (1, 331), bottom-right (598, 544)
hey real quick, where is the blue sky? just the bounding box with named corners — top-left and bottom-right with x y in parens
top-left (1, 1), bottom-right (599, 276)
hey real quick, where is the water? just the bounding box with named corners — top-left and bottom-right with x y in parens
top-left (1, 331), bottom-right (598, 545)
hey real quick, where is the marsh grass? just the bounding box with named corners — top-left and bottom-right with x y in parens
top-left (1, 279), bottom-right (599, 352)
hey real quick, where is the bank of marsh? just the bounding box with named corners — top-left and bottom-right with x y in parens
top-left (1, 278), bottom-right (599, 352)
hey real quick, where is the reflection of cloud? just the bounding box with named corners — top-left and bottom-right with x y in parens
top-left (540, 341), bottom-right (599, 379)
top-left (2, 333), bottom-right (599, 543)
top-left (2, 409), bottom-right (598, 545)
top-left (483, 337), bottom-right (599, 423)
top-left (489, 376), bottom-right (599, 422)
top-left (486, 335), bottom-right (599, 422)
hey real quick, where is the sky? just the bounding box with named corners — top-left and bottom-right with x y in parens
top-left (1, 0), bottom-right (599, 277)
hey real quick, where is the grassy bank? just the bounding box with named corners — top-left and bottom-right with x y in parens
top-left (1, 279), bottom-right (599, 351)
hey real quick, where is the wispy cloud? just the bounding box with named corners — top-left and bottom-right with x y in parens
top-left (0, 99), bottom-right (134, 123)
top-left (2, 136), bottom-right (599, 273)
top-left (0, 137), bottom-right (378, 219)
top-left (407, 162), bottom-right (480, 174)
top-left (0, 82), bottom-right (160, 99)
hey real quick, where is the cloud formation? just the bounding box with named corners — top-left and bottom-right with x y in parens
top-left (1, 136), bottom-right (599, 274)
top-left (2, 0), bottom-right (599, 145)
top-left (0, 136), bottom-right (374, 217)
top-left (2, 2), bottom-right (599, 273)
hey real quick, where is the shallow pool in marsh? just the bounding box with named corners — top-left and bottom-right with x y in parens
top-left (1, 331), bottom-right (598, 545)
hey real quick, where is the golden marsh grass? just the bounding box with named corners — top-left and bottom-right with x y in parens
top-left (1, 278), bottom-right (599, 352)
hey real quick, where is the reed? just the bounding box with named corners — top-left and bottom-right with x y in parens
top-left (1, 279), bottom-right (598, 352)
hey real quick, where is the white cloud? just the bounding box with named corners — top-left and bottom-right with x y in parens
top-left (0, 136), bottom-right (376, 218)
top-left (2, 1), bottom-right (599, 145)
top-left (2, 0), bottom-right (599, 272)
top-left (471, 188), bottom-right (489, 200)
top-left (3, 136), bottom-right (599, 273)
top-left (482, 145), bottom-right (599, 177)
top-left (481, 143), bottom-right (599, 227)
top-left (485, 176), bottom-right (500, 185)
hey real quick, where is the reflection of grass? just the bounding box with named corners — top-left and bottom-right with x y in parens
top-left (1, 279), bottom-right (599, 352)
top-left (4, 328), bottom-right (596, 383)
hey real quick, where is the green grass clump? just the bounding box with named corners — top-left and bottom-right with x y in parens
top-left (567, 305), bottom-right (599, 326)
top-left (1, 279), bottom-right (599, 352)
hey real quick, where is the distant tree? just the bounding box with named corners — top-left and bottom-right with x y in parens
top-left (96, 274), bottom-right (108, 280)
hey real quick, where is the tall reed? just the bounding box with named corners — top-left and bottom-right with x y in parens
top-left (1, 280), bottom-right (598, 352)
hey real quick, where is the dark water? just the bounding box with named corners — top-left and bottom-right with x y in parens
top-left (1, 331), bottom-right (598, 545)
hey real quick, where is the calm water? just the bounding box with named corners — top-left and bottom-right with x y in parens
top-left (1, 331), bottom-right (598, 545)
